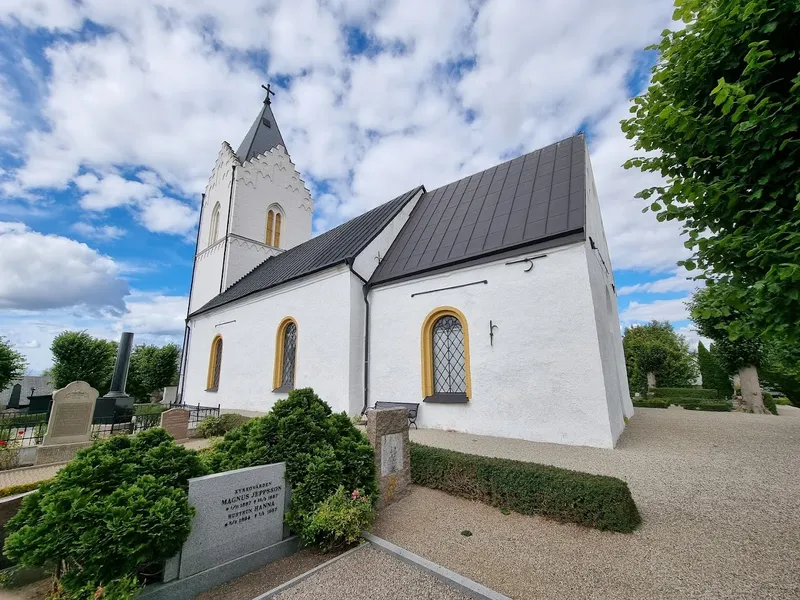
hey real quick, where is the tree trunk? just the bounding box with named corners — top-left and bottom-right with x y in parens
top-left (738, 365), bottom-right (766, 413)
top-left (646, 372), bottom-right (656, 389)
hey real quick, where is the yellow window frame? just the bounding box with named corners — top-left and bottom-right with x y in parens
top-left (420, 306), bottom-right (472, 399)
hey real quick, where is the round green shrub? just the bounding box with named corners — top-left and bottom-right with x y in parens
top-left (300, 486), bottom-right (374, 552)
top-left (202, 388), bottom-right (377, 545)
top-left (4, 428), bottom-right (208, 599)
top-left (196, 413), bottom-right (251, 438)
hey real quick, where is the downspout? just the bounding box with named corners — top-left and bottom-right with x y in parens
top-left (219, 165), bottom-right (237, 294)
top-left (178, 192), bottom-right (206, 403)
top-left (346, 259), bottom-right (371, 414)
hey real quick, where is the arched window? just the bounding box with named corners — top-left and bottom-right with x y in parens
top-left (274, 213), bottom-right (282, 248)
top-left (272, 317), bottom-right (298, 391)
top-left (209, 202), bottom-right (221, 245)
top-left (421, 307), bottom-right (471, 402)
top-left (206, 335), bottom-right (223, 391)
top-left (266, 210), bottom-right (274, 245)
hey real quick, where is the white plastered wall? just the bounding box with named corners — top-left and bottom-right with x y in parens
top-left (583, 154), bottom-right (633, 444)
top-left (183, 266), bottom-right (355, 415)
top-left (189, 143), bottom-right (238, 313)
top-left (232, 145), bottom-right (313, 252)
top-left (368, 244), bottom-right (618, 449)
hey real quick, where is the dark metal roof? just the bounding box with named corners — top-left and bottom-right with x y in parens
top-left (236, 100), bottom-right (288, 163)
top-left (370, 134), bottom-right (587, 285)
top-left (191, 186), bottom-right (424, 316)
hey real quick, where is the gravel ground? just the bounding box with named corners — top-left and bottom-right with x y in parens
top-left (196, 548), bottom-right (335, 600)
top-left (375, 406), bottom-right (800, 600)
top-left (274, 544), bottom-right (472, 600)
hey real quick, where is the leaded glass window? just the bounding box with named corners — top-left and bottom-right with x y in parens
top-left (280, 322), bottom-right (297, 388)
top-left (432, 316), bottom-right (466, 394)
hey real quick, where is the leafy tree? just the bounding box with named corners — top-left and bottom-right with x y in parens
top-left (127, 344), bottom-right (180, 403)
top-left (623, 321), bottom-right (698, 394)
top-left (698, 341), bottom-right (735, 398)
top-left (689, 285), bottom-right (766, 411)
top-left (0, 336), bottom-right (27, 391)
top-left (50, 332), bottom-right (117, 395)
top-left (621, 0), bottom-right (800, 342)
top-left (760, 338), bottom-right (800, 407)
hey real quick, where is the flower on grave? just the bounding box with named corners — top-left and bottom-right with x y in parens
top-left (17, 430), bottom-right (24, 436)
top-left (0, 440), bottom-right (6, 447)
top-left (351, 489), bottom-right (359, 500)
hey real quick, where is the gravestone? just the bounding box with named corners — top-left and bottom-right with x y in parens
top-left (42, 381), bottom-right (97, 446)
top-left (36, 381), bottom-right (98, 466)
top-left (173, 462), bottom-right (289, 579)
top-left (160, 408), bottom-right (189, 441)
top-left (162, 386), bottom-right (178, 405)
top-left (6, 384), bottom-right (21, 409)
top-left (367, 407), bottom-right (411, 507)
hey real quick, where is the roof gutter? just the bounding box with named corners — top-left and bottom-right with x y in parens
top-left (346, 259), bottom-right (371, 415)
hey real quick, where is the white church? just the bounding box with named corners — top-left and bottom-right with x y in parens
top-left (179, 91), bottom-right (632, 449)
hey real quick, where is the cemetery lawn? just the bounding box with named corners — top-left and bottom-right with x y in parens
top-left (375, 405), bottom-right (800, 599)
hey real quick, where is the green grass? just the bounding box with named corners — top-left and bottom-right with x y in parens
top-left (410, 443), bottom-right (640, 533)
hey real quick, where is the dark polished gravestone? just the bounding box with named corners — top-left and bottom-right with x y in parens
top-left (141, 462), bottom-right (297, 600)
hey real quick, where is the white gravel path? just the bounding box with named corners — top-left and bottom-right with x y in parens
top-left (375, 406), bottom-right (800, 599)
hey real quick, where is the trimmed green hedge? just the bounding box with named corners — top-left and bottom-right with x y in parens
top-left (679, 401), bottom-right (732, 412)
top-left (632, 400), bottom-right (670, 409)
top-left (410, 443), bottom-right (640, 533)
top-left (0, 480), bottom-right (47, 499)
top-left (651, 388), bottom-right (719, 399)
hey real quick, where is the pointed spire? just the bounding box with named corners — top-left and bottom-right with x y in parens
top-left (236, 84), bottom-right (288, 163)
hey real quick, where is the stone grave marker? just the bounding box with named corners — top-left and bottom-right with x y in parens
top-left (367, 407), bottom-right (411, 507)
top-left (42, 381), bottom-right (97, 446)
top-left (174, 462), bottom-right (289, 579)
top-left (160, 408), bottom-right (190, 441)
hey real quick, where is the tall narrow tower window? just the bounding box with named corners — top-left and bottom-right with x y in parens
top-left (266, 210), bottom-right (275, 245)
top-left (274, 213), bottom-right (282, 248)
top-left (209, 202), bottom-right (221, 245)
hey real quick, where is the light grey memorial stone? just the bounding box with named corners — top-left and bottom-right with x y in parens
top-left (380, 432), bottom-right (404, 476)
top-left (42, 381), bottom-right (98, 446)
top-left (178, 462), bottom-right (287, 579)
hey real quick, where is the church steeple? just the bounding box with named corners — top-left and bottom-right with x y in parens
top-left (236, 84), bottom-right (288, 163)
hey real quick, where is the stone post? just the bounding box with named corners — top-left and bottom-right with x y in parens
top-left (366, 408), bottom-right (411, 508)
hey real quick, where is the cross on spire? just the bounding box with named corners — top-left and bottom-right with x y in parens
top-left (261, 83), bottom-right (276, 105)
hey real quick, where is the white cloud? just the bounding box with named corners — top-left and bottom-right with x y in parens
top-left (120, 293), bottom-right (188, 336)
top-left (0, 222), bottom-right (129, 312)
top-left (72, 221), bottom-right (126, 241)
top-left (618, 268), bottom-right (702, 296)
top-left (619, 298), bottom-right (690, 324)
top-left (75, 172), bottom-right (160, 211)
top-left (137, 197), bottom-right (197, 236)
top-left (0, 0), bottom-right (688, 275)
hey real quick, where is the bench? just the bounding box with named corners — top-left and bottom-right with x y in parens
top-left (373, 401), bottom-right (419, 429)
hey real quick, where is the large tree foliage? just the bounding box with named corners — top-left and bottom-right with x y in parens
top-left (50, 331), bottom-right (117, 395)
top-left (0, 336), bottom-right (27, 392)
top-left (697, 341), bottom-right (735, 398)
top-left (760, 338), bottom-right (800, 407)
top-left (127, 344), bottom-right (180, 403)
top-left (623, 321), bottom-right (698, 394)
top-left (622, 0), bottom-right (800, 342)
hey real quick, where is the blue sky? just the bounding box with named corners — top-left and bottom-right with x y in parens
top-left (0, 0), bottom-right (700, 373)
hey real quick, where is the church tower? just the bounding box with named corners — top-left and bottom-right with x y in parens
top-left (188, 87), bottom-right (314, 314)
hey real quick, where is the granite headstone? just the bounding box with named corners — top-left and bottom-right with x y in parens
top-left (176, 462), bottom-right (288, 579)
top-left (160, 408), bottom-right (189, 441)
top-left (42, 381), bottom-right (98, 446)
top-left (367, 407), bottom-right (411, 507)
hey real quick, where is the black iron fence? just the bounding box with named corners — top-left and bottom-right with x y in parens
top-left (0, 412), bottom-right (48, 447)
top-left (169, 402), bottom-right (221, 429)
top-left (0, 401), bottom-right (220, 446)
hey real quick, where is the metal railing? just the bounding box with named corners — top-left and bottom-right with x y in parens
top-left (0, 412), bottom-right (48, 447)
top-left (168, 402), bottom-right (221, 430)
